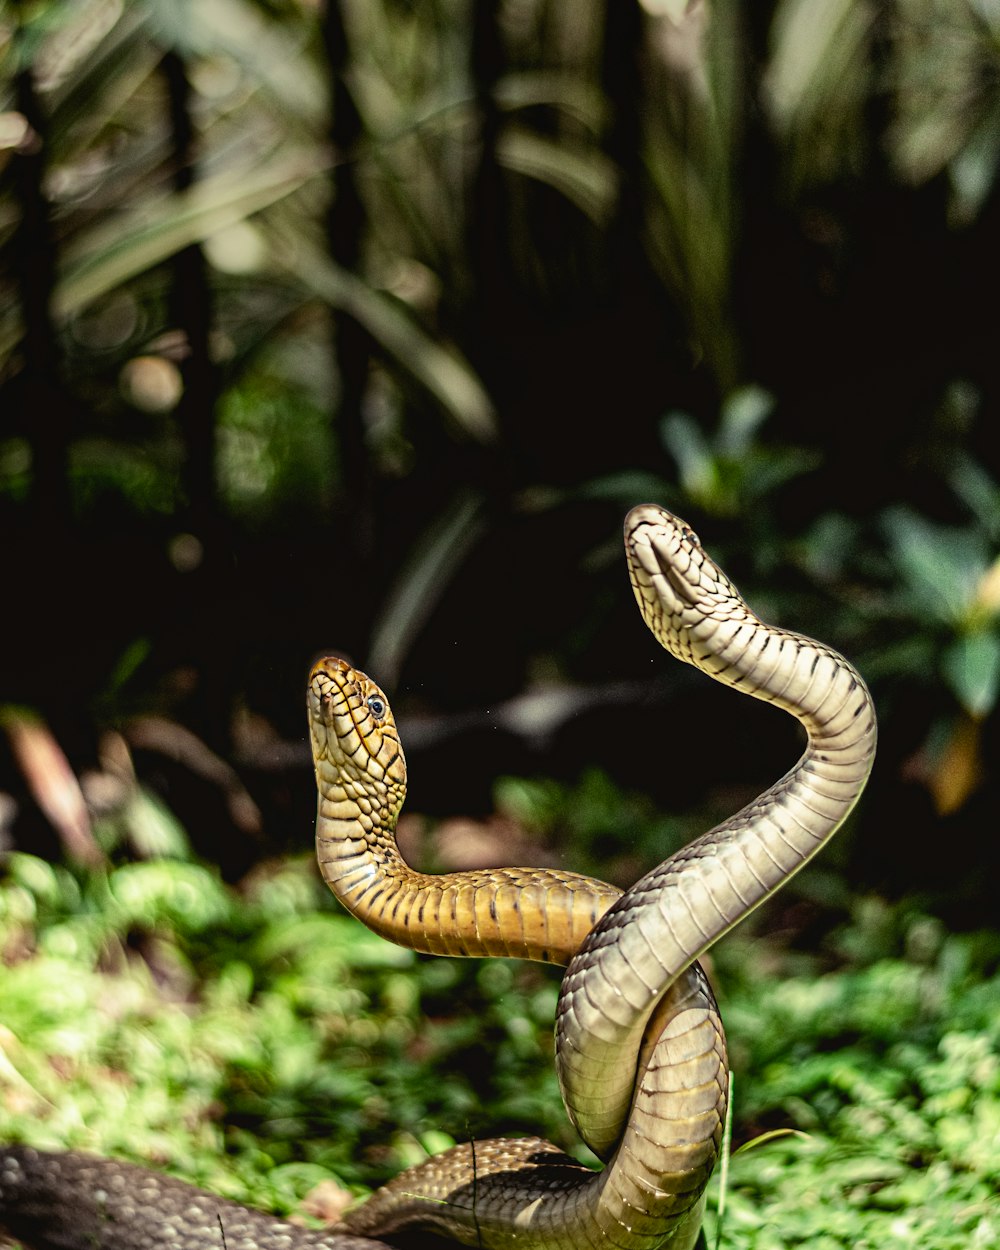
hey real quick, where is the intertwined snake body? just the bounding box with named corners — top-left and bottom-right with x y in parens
top-left (0, 505), bottom-right (876, 1250)
top-left (311, 505), bottom-right (877, 1249)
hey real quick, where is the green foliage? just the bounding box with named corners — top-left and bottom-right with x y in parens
top-left (6, 1), bottom-right (996, 524)
top-left (880, 505), bottom-right (1000, 718)
top-left (217, 362), bottom-right (335, 524)
top-left (4, 0), bottom-right (1000, 793)
top-left (495, 767), bottom-right (687, 880)
top-left (580, 377), bottom-right (1000, 820)
top-left (2, 846), bottom-right (998, 1244)
top-left (0, 0), bottom-right (495, 520)
top-left (0, 849), bottom-right (566, 1211)
top-left (660, 387), bottom-right (819, 519)
top-left (709, 910), bottom-right (1000, 1248)
top-left (2, 6), bottom-right (1000, 1242)
top-left (576, 385), bottom-right (818, 543)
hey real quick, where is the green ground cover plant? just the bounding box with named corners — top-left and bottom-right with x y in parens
top-left (1, 818), bottom-right (997, 1248)
top-left (711, 909), bottom-right (1000, 1248)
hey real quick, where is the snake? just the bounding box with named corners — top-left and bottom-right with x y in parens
top-left (0, 504), bottom-right (876, 1250)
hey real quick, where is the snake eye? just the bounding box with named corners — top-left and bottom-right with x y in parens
top-left (367, 694), bottom-right (387, 720)
top-left (681, 525), bottom-right (700, 546)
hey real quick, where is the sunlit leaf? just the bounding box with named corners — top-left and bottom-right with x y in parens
top-left (184, 0), bottom-right (326, 126)
top-left (766, 0), bottom-right (874, 138)
top-left (283, 240), bottom-right (496, 445)
top-left (882, 508), bottom-right (989, 627)
top-left (890, 0), bottom-right (1000, 225)
top-left (949, 103), bottom-right (1000, 226)
top-left (942, 631), bottom-right (1000, 718)
top-left (732, 1127), bottom-right (812, 1155)
top-left (716, 385), bottom-right (774, 456)
top-left (0, 707), bottom-right (102, 867)
top-left (765, 0), bottom-right (875, 194)
top-left (949, 449), bottom-right (1000, 541)
top-left (928, 714), bottom-right (983, 815)
top-left (108, 861), bottom-right (231, 931)
top-left (56, 153), bottom-right (322, 317)
top-left (120, 786), bottom-right (191, 859)
top-left (972, 557), bottom-right (1000, 619)
top-left (639, 0), bottom-right (695, 20)
top-left (495, 71), bottom-right (606, 132)
top-left (368, 488), bottom-right (485, 686)
top-left (661, 411), bottom-right (718, 502)
top-left (498, 127), bottom-right (618, 226)
top-left (642, 4), bottom-right (741, 384)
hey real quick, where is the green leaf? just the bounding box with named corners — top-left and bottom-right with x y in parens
top-left (56, 153), bottom-right (322, 317)
top-left (108, 861), bottom-right (231, 932)
top-left (717, 385), bottom-right (774, 456)
top-left (883, 508), bottom-right (988, 627)
top-left (368, 488), bottom-right (485, 686)
top-left (942, 631), bottom-right (1000, 717)
top-left (120, 786), bottom-right (191, 860)
top-left (949, 449), bottom-right (1000, 542)
top-left (184, 0), bottom-right (326, 125)
top-left (283, 241), bottom-right (497, 445)
top-left (497, 127), bottom-right (618, 226)
top-left (949, 102), bottom-right (1000, 226)
top-left (495, 70), bottom-right (606, 132)
top-left (661, 412), bottom-right (718, 502)
top-left (732, 1127), bottom-right (812, 1155)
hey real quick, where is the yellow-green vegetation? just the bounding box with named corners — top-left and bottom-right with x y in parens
top-left (0, 849), bottom-right (564, 1214)
top-left (713, 911), bottom-right (1000, 1249)
top-left (1, 835), bottom-right (998, 1248)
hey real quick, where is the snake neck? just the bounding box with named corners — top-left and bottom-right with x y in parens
top-left (554, 606), bottom-right (877, 1160)
top-left (315, 757), bottom-right (619, 966)
top-left (688, 604), bottom-right (873, 744)
top-left (314, 757), bottom-right (411, 919)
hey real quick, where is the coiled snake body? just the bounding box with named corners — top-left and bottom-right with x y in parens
top-left (314, 505), bottom-right (876, 1248)
top-left (0, 506), bottom-right (876, 1250)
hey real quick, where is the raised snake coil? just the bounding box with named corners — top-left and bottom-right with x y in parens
top-left (0, 505), bottom-right (876, 1250)
top-left (312, 504), bottom-right (877, 1248)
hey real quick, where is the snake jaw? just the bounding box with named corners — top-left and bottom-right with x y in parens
top-left (625, 508), bottom-right (714, 659)
top-left (625, 505), bottom-right (746, 647)
top-left (308, 657), bottom-right (406, 788)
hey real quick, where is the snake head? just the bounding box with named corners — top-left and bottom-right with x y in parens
top-left (624, 505), bottom-right (744, 660)
top-left (308, 657), bottom-right (406, 791)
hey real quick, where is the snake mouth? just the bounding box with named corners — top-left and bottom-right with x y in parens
top-left (625, 507), bottom-right (703, 613)
top-left (309, 656), bottom-right (360, 712)
top-left (308, 657), bottom-right (363, 760)
top-left (308, 656), bottom-right (405, 783)
top-left (309, 654), bottom-right (352, 688)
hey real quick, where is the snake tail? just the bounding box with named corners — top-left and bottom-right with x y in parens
top-left (0, 1145), bottom-right (391, 1249)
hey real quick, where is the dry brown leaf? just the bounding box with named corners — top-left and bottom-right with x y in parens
top-left (0, 708), bottom-right (103, 866)
top-left (929, 715), bottom-right (983, 816)
top-left (124, 715), bottom-right (262, 836)
top-left (296, 1177), bottom-right (356, 1224)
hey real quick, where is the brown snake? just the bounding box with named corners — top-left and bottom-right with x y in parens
top-left (0, 505), bottom-right (876, 1250)
top-left (311, 505), bottom-right (877, 1248)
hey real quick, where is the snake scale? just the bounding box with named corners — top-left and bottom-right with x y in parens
top-left (0, 505), bottom-right (876, 1250)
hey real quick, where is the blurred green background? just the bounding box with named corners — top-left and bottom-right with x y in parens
top-left (1, 1), bottom-right (999, 1245)
top-left (3, 0), bottom-right (999, 907)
